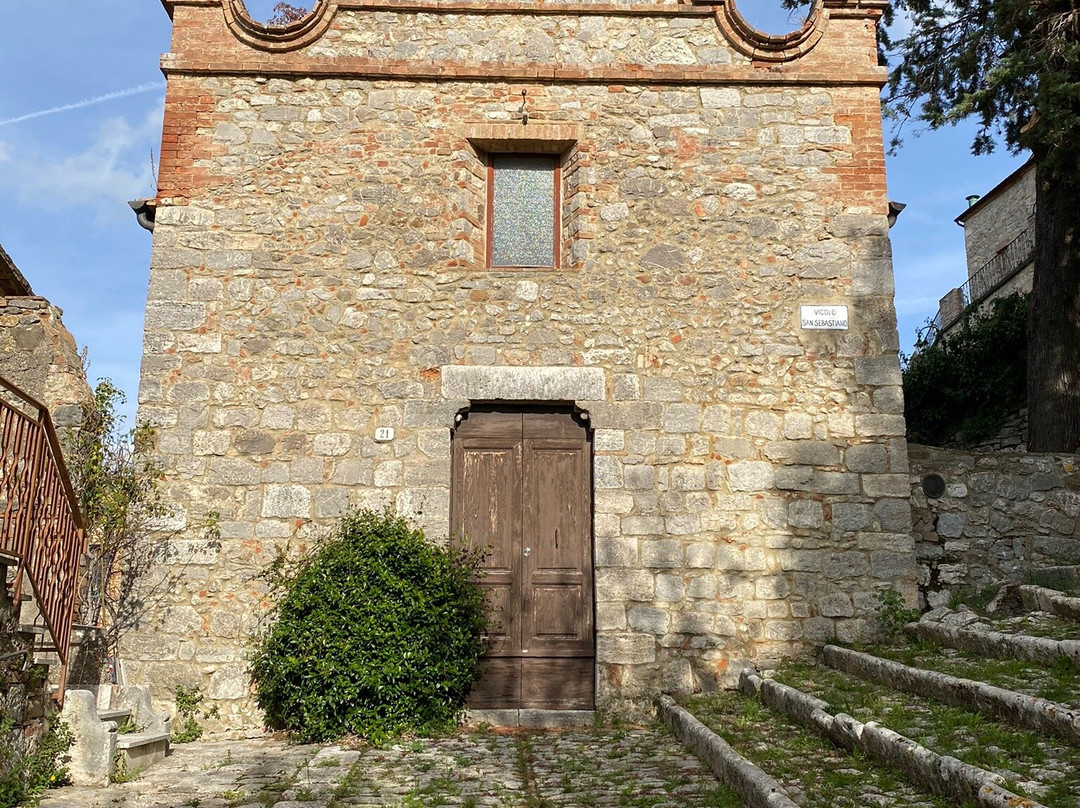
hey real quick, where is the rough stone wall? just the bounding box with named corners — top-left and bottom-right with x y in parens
top-left (0, 561), bottom-right (53, 780)
top-left (962, 163), bottom-right (1036, 279)
top-left (971, 409), bottom-right (1028, 453)
top-left (910, 444), bottom-right (1080, 609)
top-left (0, 296), bottom-right (90, 431)
top-left (136, 0), bottom-right (912, 728)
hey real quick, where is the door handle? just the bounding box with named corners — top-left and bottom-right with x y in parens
top-left (555, 528), bottom-right (559, 549)
top-left (523, 547), bottom-right (531, 557)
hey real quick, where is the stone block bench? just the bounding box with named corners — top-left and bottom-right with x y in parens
top-left (60, 685), bottom-right (171, 785)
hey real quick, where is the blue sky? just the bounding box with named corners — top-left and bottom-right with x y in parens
top-left (0, 1), bottom-right (1026, 426)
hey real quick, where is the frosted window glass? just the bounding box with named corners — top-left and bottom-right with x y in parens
top-left (491, 155), bottom-right (556, 267)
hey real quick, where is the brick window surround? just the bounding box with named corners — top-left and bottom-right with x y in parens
top-left (464, 123), bottom-right (586, 271)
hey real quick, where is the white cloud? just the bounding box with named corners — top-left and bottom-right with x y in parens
top-left (0, 103), bottom-right (163, 222)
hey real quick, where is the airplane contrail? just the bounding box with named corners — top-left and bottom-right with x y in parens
top-left (0, 82), bottom-right (166, 127)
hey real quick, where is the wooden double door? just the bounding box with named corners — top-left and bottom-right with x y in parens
top-left (451, 407), bottom-right (595, 710)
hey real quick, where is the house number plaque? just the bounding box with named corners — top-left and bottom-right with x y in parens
top-left (374, 427), bottom-right (395, 442)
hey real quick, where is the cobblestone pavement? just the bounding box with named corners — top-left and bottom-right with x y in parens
top-left (40, 728), bottom-right (736, 808)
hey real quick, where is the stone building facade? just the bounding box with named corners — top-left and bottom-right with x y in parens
top-left (136, 0), bottom-right (914, 727)
top-left (935, 161), bottom-right (1035, 334)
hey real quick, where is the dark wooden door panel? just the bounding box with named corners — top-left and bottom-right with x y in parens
top-left (522, 433), bottom-right (593, 659)
top-left (531, 584), bottom-right (584, 639)
top-left (452, 430), bottom-right (522, 656)
top-left (469, 658), bottom-right (521, 709)
top-left (521, 658), bottom-right (594, 709)
top-left (456, 408), bottom-right (593, 711)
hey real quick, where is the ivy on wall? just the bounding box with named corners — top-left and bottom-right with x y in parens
top-left (903, 293), bottom-right (1028, 447)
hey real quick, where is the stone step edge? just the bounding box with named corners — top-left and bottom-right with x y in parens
top-left (1019, 585), bottom-right (1080, 622)
top-left (907, 618), bottom-right (1080, 667)
top-left (658, 694), bottom-right (799, 808)
top-left (115, 730), bottom-right (170, 751)
top-left (98, 708), bottom-right (133, 722)
top-left (737, 670), bottom-right (1047, 808)
top-left (822, 645), bottom-right (1080, 745)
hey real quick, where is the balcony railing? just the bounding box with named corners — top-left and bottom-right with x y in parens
top-left (0, 375), bottom-right (86, 696)
top-left (931, 216), bottom-right (1036, 337)
top-left (959, 225), bottom-right (1035, 311)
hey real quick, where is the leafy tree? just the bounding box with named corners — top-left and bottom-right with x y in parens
top-left (789, 0), bottom-right (1080, 451)
top-left (267, 2), bottom-right (310, 26)
top-left (882, 1), bottom-right (1079, 452)
top-left (64, 382), bottom-right (216, 685)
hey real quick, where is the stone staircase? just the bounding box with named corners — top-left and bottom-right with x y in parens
top-left (665, 574), bottom-right (1080, 807)
top-left (4, 552), bottom-right (173, 787)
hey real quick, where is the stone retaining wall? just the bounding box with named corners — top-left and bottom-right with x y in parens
top-left (909, 444), bottom-right (1080, 608)
top-left (0, 563), bottom-right (53, 786)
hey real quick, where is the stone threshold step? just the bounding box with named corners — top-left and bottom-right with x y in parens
top-left (116, 731), bottom-right (170, 772)
top-left (908, 616), bottom-right (1080, 666)
top-left (115, 730), bottom-right (170, 750)
top-left (738, 670), bottom-right (1047, 808)
top-left (822, 645), bottom-right (1080, 744)
top-left (464, 709), bottom-right (594, 728)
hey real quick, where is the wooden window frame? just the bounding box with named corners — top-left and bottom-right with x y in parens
top-left (486, 153), bottom-right (562, 270)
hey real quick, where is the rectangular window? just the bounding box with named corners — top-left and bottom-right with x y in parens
top-left (488, 154), bottom-right (560, 268)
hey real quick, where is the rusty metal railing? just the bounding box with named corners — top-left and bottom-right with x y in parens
top-left (933, 212), bottom-right (1036, 338)
top-left (958, 224), bottom-right (1035, 313)
top-left (0, 375), bottom-right (86, 697)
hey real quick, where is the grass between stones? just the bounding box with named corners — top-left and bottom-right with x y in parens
top-left (526, 726), bottom-right (741, 808)
top-left (683, 691), bottom-right (953, 808)
top-left (867, 640), bottom-right (1080, 708)
top-left (979, 612), bottom-right (1080, 642)
top-left (774, 662), bottom-right (1080, 808)
top-left (1029, 572), bottom-right (1080, 597)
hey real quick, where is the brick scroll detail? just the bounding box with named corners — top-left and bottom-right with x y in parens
top-left (222, 0), bottom-right (338, 52)
top-left (702, 0), bottom-right (827, 63)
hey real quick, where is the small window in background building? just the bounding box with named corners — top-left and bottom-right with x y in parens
top-left (489, 154), bottom-right (559, 268)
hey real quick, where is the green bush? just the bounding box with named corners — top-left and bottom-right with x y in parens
top-left (0, 718), bottom-right (72, 808)
top-left (874, 589), bottom-right (919, 642)
top-left (903, 292), bottom-right (1028, 447)
top-left (249, 509), bottom-right (488, 743)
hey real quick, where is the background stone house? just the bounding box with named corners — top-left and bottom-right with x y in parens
top-left (135, 0), bottom-right (915, 728)
top-left (934, 161), bottom-right (1035, 336)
